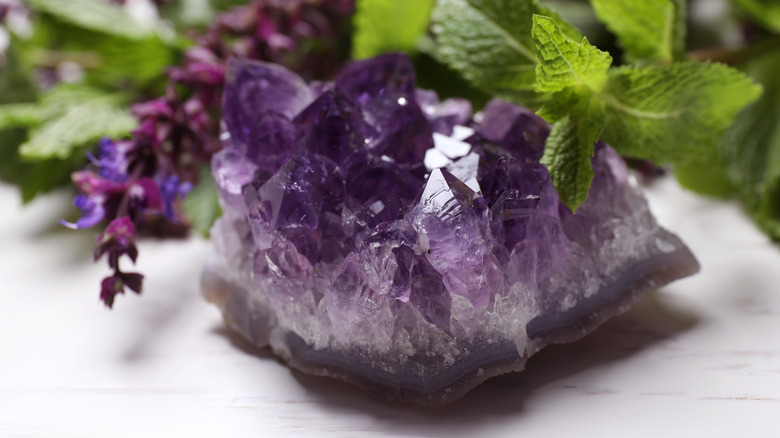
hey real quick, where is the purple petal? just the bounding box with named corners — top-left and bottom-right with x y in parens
top-left (100, 275), bottom-right (122, 309)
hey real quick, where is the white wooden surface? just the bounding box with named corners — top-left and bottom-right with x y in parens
top-left (1, 176), bottom-right (780, 438)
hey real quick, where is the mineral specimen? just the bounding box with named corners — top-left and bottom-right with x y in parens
top-left (203, 53), bottom-right (700, 405)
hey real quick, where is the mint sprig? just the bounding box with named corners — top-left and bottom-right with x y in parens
top-left (433, 0), bottom-right (762, 212)
top-left (532, 15), bottom-right (611, 94)
top-left (431, 0), bottom-right (580, 105)
top-left (541, 98), bottom-right (605, 210)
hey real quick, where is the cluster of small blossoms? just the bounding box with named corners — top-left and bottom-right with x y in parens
top-left (65, 0), bottom-right (355, 308)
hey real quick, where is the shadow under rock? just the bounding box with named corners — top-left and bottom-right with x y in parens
top-left (121, 277), bottom-right (205, 363)
top-left (213, 289), bottom-right (698, 425)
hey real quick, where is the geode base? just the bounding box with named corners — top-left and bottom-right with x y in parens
top-left (204, 244), bottom-right (697, 405)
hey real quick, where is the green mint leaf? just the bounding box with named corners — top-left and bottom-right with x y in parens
top-left (731, 0), bottom-right (780, 33)
top-left (600, 61), bottom-right (762, 164)
top-left (590, 0), bottom-right (687, 64)
top-left (432, 0), bottom-right (581, 104)
top-left (18, 85), bottom-right (136, 161)
top-left (0, 38), bottom-right (38, 106)
top-left (720, 48), bottom-right (780, 240)
top-left (184, 166), bottom-right (222, 237)
top-left (0, 127), bottom-right (84, 203)
top-left (541, 98), bottom-right (605, 212)
top-left (164, 0), bottom-right (250, 27)
top-left (164, 0), bottom-right (213, 27)
top-left (353, 0), bottom-right (435, 59)
top-left (0, 104), bottom-right (41, 131)
top-left (24, 0), bottom-right (156, 40)
top-left (19, 156), bottom-right (84, 204)
top-left (531, 14), bottom-right (612, 94)
top-left (674, 154), bottom-right (734, 198)
top-left (87, 34), bottom-right (176, 87)
top-left (22, 13), bottom-right (176, 88)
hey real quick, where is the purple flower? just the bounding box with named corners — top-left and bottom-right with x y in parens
top-left (67, 0), bottom-right (357, 309)
top-left (72, 170), bottom-right (127, 196)
top-left (159, 174), bottom-right (193, 220)
top-left (95, 216), bottom-right (138, 263)
top-left (128, 177), bottom-right (164, 212)
top-left (60, 194), bottom-right (106, 229)
top-left (62, 171), bottom-right (125, 230)
top-left (95, 217), bottom-right (144, 308)
top-left (100, 272), bottom-right (143, 309)
top-left (89, 138), bottom-right (130, 182)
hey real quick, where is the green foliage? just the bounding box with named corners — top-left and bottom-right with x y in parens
top-left (431, 0), bottom-right (580, 105)
top-left (600, 61), bottom-right (762, 163)
top-left (532, 14), bottom-right (611, 93)
top-left (184, 166), bottom-right (222, 237)
top-left (541, 98), bottom-right (605, 212)
top-left (674, 155), bottom-right (735, 198)
top-left (24, 0), bottom-right (158, 40)
top-left (0, 0), bottom-right (180, 202)
top-left (11, 85), bottom-right (137, 161)
top-left (0, 104), bottom-right (41, 130)
top-left (162, 0), bottom-right (252, 27)
top-left (353, 0), bottom-right (435, 59)
top-left (590, 0), bottom-right (687, 64)
top-left (0, 38), bottom-right (57, 202)
top-left (0, 85), bottom-right (136, 201)
top-left (434, 0), bottom-right (761, 211)
top-left (720, 48), bottom-right (780, 240)
top-left (731, 0), bottom-right (780, 33)
top-left (20, 14), bottom-right (177, 90)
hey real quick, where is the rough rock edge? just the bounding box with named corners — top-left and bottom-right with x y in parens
top-left (202, 241), bottom-right (699, 406)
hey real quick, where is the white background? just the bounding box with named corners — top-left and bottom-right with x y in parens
top-left (2, 176), bottom-right (780, 437)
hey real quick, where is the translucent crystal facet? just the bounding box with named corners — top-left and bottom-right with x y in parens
top-left (204, 54), bottom-right (700, 405)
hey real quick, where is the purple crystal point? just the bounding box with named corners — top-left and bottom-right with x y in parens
top-left (480, 98), bottom-right (549, 162)
top-left (335, 53), bottom-right (416, 108)
top-left (294, 90), bottom-right (376, 165)
top-left (335, 55), bottom-right (434, 164)
top-left (245, 154), bottom-right (342, 252)
top-left (370, 100), bottom-right (434, 165)
top-left (483, 157), bottom-right (561, 250)
top-left (325, 252), bottom-right (366, 334)
top-left (223, 58), bottom-right (313, 145)
top-left (361, 220), bottom-right (418, 302)
top-left (204, 53), bottom-right (700, 406)
top-left (409, 254), bottom-right (452, 331)
top-left (408, 169), bottom-right (501, 307)
top-left (345, 157), bottom-right (422, 206)
top-left (212, 148), bottom-right (258, 212)
top-left (245, 112), bottom-right (301, 179)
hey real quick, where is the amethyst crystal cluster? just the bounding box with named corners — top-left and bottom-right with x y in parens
top-left (204, 53), bottom-right (699, 405)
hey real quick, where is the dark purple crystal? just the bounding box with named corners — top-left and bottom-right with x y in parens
top-left (205, 53), bottom-right (700, 405)
top-left (223, 58), bottom-right (313, 146)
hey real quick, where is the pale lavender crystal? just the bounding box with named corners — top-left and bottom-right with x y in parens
top-left (204, 54), bottom-right (700, 405)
